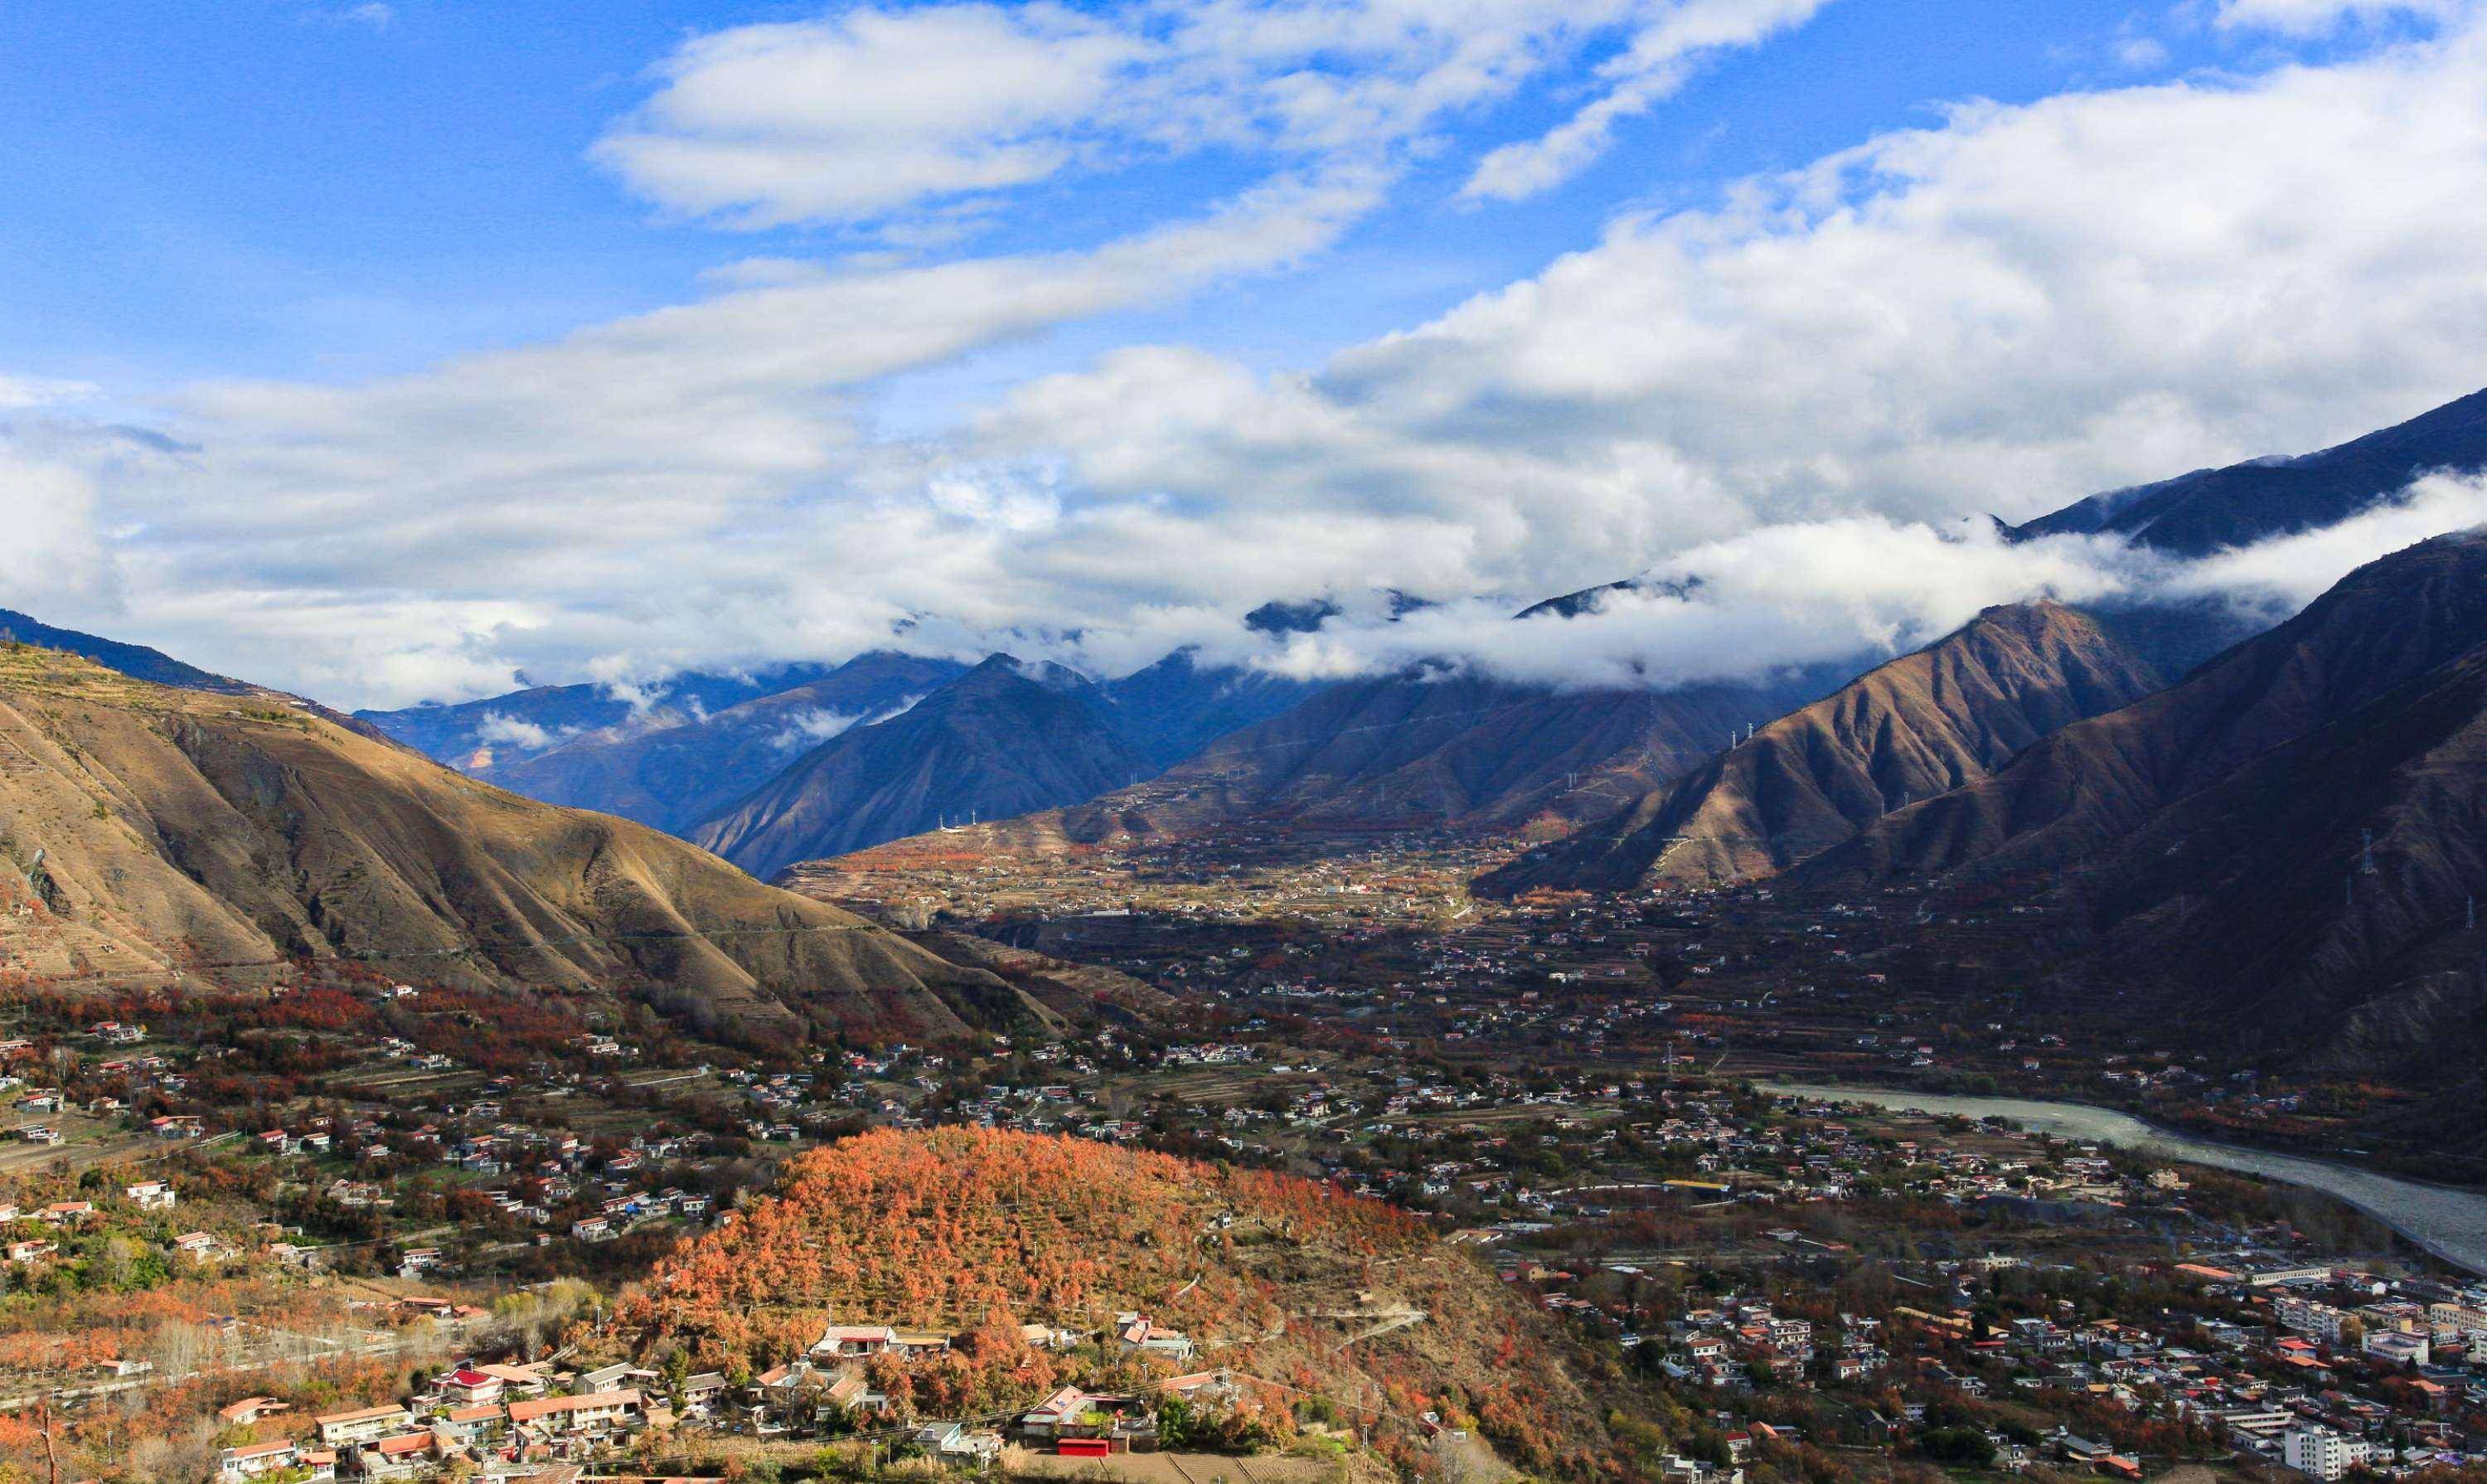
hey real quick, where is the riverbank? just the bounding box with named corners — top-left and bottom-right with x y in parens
top-left (1756, 1080), bottom-right (2487, 1276)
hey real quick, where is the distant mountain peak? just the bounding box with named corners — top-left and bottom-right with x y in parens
top-left (2011, 384), bottom-right (2487, 555)
top-left (1478, 599), bottom-right (2165, 897)
top-left (1244, 599), bottom-right (1341, 635)
top-left (963, 653), bottom-right (1094, 692)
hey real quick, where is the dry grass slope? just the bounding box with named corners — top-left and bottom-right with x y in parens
top-left (0, 644), bottom-right (1032, 1046)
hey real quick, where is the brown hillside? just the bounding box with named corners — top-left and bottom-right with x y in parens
top-left (1801, 533), bottom-right (2487, 889)
top-left (2087, 640), bottom-right (2487, 1068)
top-left (695, 657), bottom-right (1149, 880)
top-left (816, 667), bottom-right (1837, 877)
top-left (622, 1127), bottom-right (1633, 1478)
top-left (0, 643), bottom-right (1037, 1045)
top-left (1478, 603), bottom-right (2163, 896)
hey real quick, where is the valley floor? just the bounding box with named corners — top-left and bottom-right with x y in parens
top-left (0, 824), bottom-right (2475, 1481)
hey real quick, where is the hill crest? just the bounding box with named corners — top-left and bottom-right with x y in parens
top-left (0, 642), bottom-right (1038, 1046)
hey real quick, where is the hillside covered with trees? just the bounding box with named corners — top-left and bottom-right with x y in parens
top-left (622, 1127), bottom-right (1641, 1478)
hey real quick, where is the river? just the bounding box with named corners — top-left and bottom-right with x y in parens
top-left (1757, 1082), bottom-right (2487, 1276)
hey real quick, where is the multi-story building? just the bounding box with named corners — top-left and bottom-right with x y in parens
top-left (2282, 1424), bottom-right (2371, 1482)
top-left (2274, 1297), bottom-right (2347, 1346)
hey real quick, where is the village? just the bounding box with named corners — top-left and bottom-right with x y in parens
top-left (0, 827), bottom-right (2475, 1480)
top-left (206, 1311), bottom-right (1240, 1484)
top-left (54, 1069), bottom-right (2487, 1484)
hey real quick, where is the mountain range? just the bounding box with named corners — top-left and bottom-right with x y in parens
top-left (1781, 534), bottom-right (2487, 1069)
top-left (479, 651), bottom-right (968, 835)
top-left (834, 662), bottom-right (1849, 873)
top-left (13, 385), bottom-right (2487, 1077)
top-left (310, 386), bottom-right (2487, 893)
top-left (359, 662), bottom-right (847, 772)
top-left (1801, 533), bottom-right (2487, 890)
top-left (692, 656), bottom-right (1156, 879)
top-left (0, 641), bottom-right (1058, 1047)
top-left (1476, 601), bottom-right (2169, 897)
top-left (2009, 386), bottom-right (2487, 553)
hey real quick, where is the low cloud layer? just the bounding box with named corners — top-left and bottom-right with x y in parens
top-left (1209, 475), bottom-right (2487, 694)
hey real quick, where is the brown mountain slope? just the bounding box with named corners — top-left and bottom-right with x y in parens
top-left (0, 643), bottom-right (1035, 1046)
top-left (1801, 533), bottom-right (2487, 889)
top-left (1477, 603), bottom-right (2165, 896)
top-left (619, 1127), bottom-right (1638, 1479)
top-left (2011, 384), bottom-right (2487, 555)
top-left (694, 656), bottom-right (1151, 880)
top-left (2082, 638), bottom-right (2487, 1069)
top-left (823, 667), bottom-right (1837, 871)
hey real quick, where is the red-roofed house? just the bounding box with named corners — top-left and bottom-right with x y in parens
top-left (434, 1368), bottom-right (505, 1406)
top-left (507, 1389), bottom-right (643, 1438)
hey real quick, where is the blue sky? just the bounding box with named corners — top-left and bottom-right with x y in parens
top-left (0, 0), bottom-right (2398, 390)
top-left (2, 0), bottom-right (2483, 707)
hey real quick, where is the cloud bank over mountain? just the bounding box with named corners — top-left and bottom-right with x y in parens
top-left (2, 3), bottom-right (2485, 709)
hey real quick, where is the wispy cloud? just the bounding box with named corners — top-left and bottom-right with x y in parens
top-left (594, 0), bottom-right (1832, 234)
top-left (306, 2), bottom-right (396, 30)
top-left (2213, 0), bottom-right (2469, 36)
top-left (473, 710), bottom-right (568, 752)
top-left (1461, 0), bottom-right (1833, 204)
top-left (1211, 476), bottom-right (2487, 693)
top-left (0, 375), bottom-right (97, 410)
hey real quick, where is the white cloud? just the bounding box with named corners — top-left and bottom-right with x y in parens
top-left (1231, 519), bottom-right (2132, 690)
top-left (1461, 0), bottom-right (1832, 203)
top-left (304, 2), bottom-right (395, 29)
top-left (0, 440), bottom-right (119, 616)
top-left (1223, 478), bottom-right (2487, 692)
top-left (2163, 472), bottom-right (2487, 609)
top-left (594, 0), bottom-right (1830, 230)
top-left (473, 710), bottom-right (568, 752)
top-left (2215, 0), bottom-right (2467, 36)
top-left (2116, 36), bottom-right (2173, 69)
top-left (978, 14), bottom-right (2487, 623)
top-left (593, 5), bottom-right (1142, 228)
top-left (0, 375), bottom-right (97, 410)
top-left (767, 707), bottom-right (870, 752)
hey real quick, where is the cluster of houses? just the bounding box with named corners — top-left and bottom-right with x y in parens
top-left (216, 1311), bottom-right (1233, 1481)
top-left (743, 1311), bottom-right (1210, 1449)
top-left (0, 1180), bottom-right (245, 1270)
top-left (1433, 1085), bottom-right (2487, 1481)
top-left (1505, 1240), bottom-right (2487, 1479)
top-left (216, 1361), bottom-right (654, 1482)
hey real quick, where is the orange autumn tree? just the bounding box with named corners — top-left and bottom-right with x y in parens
top-left (615, 1128), bottom-right (1645, 1482)
top-left (623, 1127), bottom-right (1421, 1369)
